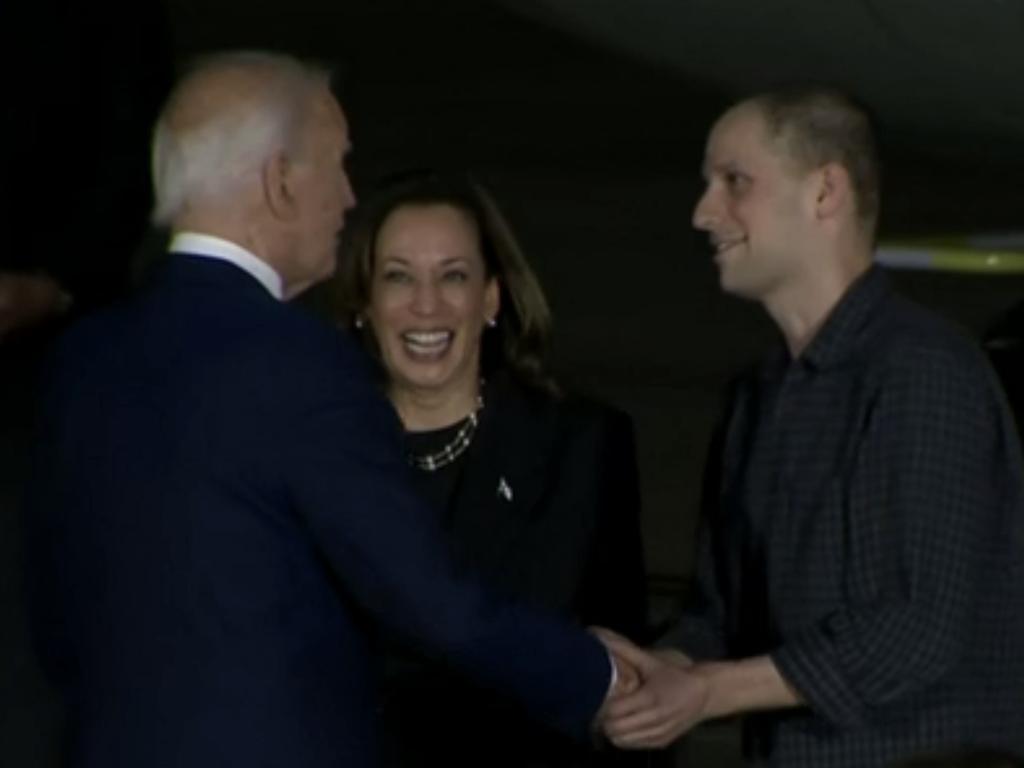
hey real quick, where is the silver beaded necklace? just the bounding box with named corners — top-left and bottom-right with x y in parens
top-left (408, 388), bottom-right (485, 472)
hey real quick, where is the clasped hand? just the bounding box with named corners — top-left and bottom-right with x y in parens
top-left (591, 627), bottom-right (710, 750)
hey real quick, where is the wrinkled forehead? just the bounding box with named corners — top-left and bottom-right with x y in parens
top-left (300, 88), bottom-right (350, 153)
top-left (311, 88), bottom-right (347, 131)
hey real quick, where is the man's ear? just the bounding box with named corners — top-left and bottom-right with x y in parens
top-left (262, 150), bottom-right (299, 222)
top-left (813, 162), bottom-right (852, 221)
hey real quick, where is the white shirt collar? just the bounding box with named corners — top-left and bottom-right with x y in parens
top-left (169, 232), bottom-right (284, 300)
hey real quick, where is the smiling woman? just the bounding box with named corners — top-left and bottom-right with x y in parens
top-left (335, 170), bottom-right (649, 767)
top-left (338, 171), bottom-right (556, 410)
top-left (364, 202), bottom-right (500, 429)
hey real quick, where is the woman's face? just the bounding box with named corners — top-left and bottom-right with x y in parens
top-left (366, 203), bottom-right (499, 400)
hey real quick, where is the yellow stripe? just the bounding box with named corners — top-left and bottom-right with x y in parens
top-left (875, 243), bottom-right (1024, 273)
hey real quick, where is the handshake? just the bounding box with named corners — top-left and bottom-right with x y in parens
top-left (591, 627), bottom-right (713, 750)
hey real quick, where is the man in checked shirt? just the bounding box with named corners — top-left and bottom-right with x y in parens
top-left (593, 89), bottom-right (1024, 765)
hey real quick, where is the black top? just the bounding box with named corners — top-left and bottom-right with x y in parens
top-left (377, 372), bottom-right (648, 767)
top-left (405, 420), bottom-right (469, 516)
top-left (669, 266), bottom-right (1024, 766)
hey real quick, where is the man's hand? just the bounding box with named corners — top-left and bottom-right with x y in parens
top-left (0, 272), bottom-right (72, 339)
top-left (594, 628), bottom-right (710, 749)
top-left (589, 626), bottom-right (641, 699)
top-left (587, 625), bottom-right (642, 742)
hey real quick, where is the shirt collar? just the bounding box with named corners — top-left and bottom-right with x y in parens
top-left (169, 232), bottom-right (284, 300)
top-left (799, 264), bottom-right (890, 371)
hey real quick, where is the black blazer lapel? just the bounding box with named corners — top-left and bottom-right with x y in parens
top-left (445, 376), bottom-right (561, 575)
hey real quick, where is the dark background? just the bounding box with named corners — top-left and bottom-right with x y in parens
top-left (4, 0), bottom-right (1024, 764)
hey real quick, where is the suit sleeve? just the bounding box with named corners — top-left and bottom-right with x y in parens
top-left (279, 344), bottom-right (611, 741)
top-left (24, 347), bottom-right (75, 686)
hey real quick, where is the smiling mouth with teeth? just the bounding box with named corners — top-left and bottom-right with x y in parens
top-left (713, 237), bottom-right (746, 258)
top-left (401, 330), bottom-right (454, 356)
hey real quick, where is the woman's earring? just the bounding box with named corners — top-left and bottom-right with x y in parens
top-left (486, 317), bottom-right (497, 328)
top-left (354, 315), bottom-right (365, 329)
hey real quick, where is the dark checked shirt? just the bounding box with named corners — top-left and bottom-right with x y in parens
top-left (669, 266), bottom-right (1024, 767)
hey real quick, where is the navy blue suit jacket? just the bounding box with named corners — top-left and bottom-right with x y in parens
top-left (28, 255), bottom-right (610, 768)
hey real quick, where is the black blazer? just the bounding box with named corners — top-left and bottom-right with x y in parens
top-left (27, 256), bottom-right (613, 768)
top-left (379, 372), bottom-right (648, 768)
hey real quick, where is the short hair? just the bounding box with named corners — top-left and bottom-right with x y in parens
top-left (336, 170), bottom-right (557, 394)
top-left (746, 88), bottom-right (880, 231)
top-left (151, 51), bottom-right (331, 226)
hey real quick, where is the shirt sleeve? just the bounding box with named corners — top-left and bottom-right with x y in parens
top-left (772, 345), bottom-right (1008, 727)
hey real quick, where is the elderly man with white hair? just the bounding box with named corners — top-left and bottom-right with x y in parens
top-left (28, 51), bottom-right (628, 768)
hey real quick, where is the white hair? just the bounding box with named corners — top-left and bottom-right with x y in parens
top-left (151, 51), bottom-right (331, 226)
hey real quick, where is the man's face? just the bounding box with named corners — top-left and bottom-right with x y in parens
top-left (692, 105), bottom-right (815, 302)
top-left (284, 91), bottom-right (356, 296)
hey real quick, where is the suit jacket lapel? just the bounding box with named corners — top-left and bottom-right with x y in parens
top-left (445, 375), bottom-right (560, 572)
